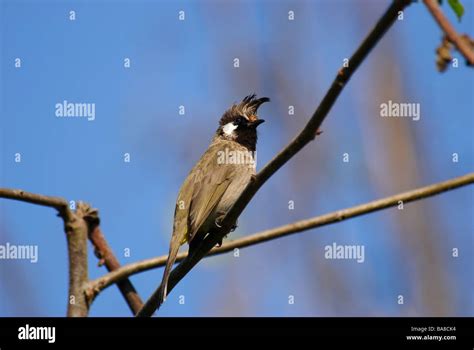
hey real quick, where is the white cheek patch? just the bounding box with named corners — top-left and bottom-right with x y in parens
top-left (223, 122), bottom-right (238, 136)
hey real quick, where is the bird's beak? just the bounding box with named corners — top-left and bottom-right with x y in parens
top-left (248, 119), bottom-right (265, 128)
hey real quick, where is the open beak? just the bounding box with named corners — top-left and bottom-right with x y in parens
top-left (248, 119), bottom-right (265, 128)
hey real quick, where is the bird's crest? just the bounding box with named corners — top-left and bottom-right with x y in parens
top-left (220, 94), bottom-right (270, 125)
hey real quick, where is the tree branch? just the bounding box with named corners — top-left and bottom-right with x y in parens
top-left (0, 188), bottom-right (144, 316)
top-left (87, 226), bottom-right (144, 314)
top-left (0, 188), bottom-right (68, 211)
top-left (136, 0), bottom-right (413, 317)
top-left (0, 188), bottom-right (89, 316)
top-left (423, 0), bottom-right (474, 66)
top-left (64, 202), bottom-right (90, 317)
top-left (88, 172), bottom-right (474, 302)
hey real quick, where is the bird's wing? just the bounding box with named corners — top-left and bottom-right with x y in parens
top-left (186, 143), bottom-right (234, 243)
top-left (158, 141), bottom-right (233, 304)
top-left (188, 175), bottom-right (231, 242)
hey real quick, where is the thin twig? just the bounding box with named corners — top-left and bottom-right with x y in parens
top-left (0, 188), bottom-right (90, 316)
top-left (136, 0), bottom-right (413, 317)
top-left (423, 0), bottom-right (474, 65)
top-left (88, 172), bottom-right (474, 300)
top-left (87, 226), bottom-right (144, 314)
top-left (0, 188), bottom-right (68, 210)
top-left (0, 188), bottom-right (143, 316)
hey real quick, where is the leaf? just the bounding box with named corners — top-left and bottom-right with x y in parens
top-left (447, 0), bottom-right (464, 21)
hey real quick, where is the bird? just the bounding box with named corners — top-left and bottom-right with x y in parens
top-left (158, 94), bottom-right (269, 305)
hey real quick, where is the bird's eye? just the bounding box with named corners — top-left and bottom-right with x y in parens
top-left (234, 117), bottom-right (244, 125)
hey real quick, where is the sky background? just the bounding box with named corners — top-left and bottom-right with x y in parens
top-left (0, 0), bottom-right (473, 317)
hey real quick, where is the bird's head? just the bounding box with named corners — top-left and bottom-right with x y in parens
top-left (218, 94), bottom-right (269, 151)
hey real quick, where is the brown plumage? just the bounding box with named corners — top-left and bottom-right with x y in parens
top-left (158, 94), bottom-right (269, 305)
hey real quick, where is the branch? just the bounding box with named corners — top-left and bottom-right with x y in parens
top-left (0, 188), bottom-right (68, 211)
top-left (64, 202), bottom-right (90, 317)
top-left (0, 188), bottom-right (89, 316)
top-left (87, 226), bottom-right (144, 314)
top-left (88, 172), bottom-right (474, 301)
top-left (0, 188), bottom-right (144, 316)
top-left (423, 0), bottom-right (474, 66)
top-left (136, 0), bottom-right (413, 317)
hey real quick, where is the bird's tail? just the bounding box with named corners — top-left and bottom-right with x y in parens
top-left (158, 235), bottom-right (181, 305)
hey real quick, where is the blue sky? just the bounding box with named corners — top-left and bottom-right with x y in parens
top-left (1, 0), bottom-right (473, 316)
